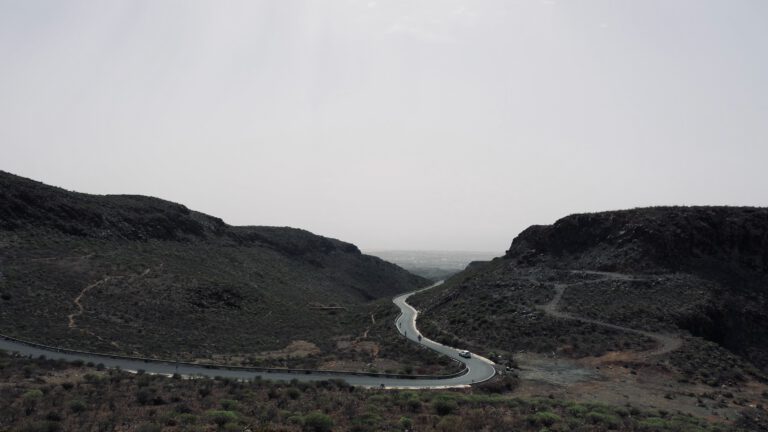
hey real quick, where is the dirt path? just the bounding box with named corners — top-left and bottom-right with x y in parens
top-left (358, 313), bottom-right (377, 340)
top-left (512, 271), bottom-right (765, 422)
top-left (67, 276), bottom-right (112, 329)
top-left (536, 271), bottom-right (683, 359)
top-left (67, 267), bottom-right (153, 330)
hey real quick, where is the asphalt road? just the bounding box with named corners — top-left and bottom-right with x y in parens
top-left (392, 282), bottom-right (498, 385)
top-left (0, 282), bottom-right (496, 388)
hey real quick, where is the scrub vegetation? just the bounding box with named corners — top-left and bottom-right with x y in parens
top-left (0, 171), bottom-right (448, 373)
top-left (1, 351), bottom-right (749, 432)
top-left (412, 207), bottom-right (768, 384)
top-left (410, 265), bottom-right (657, 361)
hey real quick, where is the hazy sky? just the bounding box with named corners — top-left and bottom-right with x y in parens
top-left (2, 1), bottom-right (767, 252)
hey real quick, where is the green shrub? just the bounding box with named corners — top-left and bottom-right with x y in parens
top-left (178, 414), bottom-right (197, 425)
top-left (432, 398), bottom-right (457, 416)
top-left (220, 399), bottom-right (239, 410)
top-left (528, 411), bottom-right (561, 427)
top-left (136, 388), bottom-right (153, 405)
top-left (368, 394), bottom-right (389, 404)
top-left (303, 411), bottom-right (334, 432)
top-left (136, 423), bottom-right (161, 432)
top-left (206, 410), bottom-right (238, 427)
top-left (614, 407), bottom-right (630, 418)
top-left (287, 388), bottom-right (301, 400)
top-left (638, 417), bottom-right (669, 431)
top-left (68, 400), bottom-right (87, 414)
top-left (399, 416), bottom-right (413, 430)
top-left (351, 412), bottom-right (382, 431)
top-left (567, 404), bottom-right (589, 417)
top-left (586, 411), bottom-right (621, 429)
top-left (287, 415), bottom-right (304, 426)
top-left (406, 398), bottom-right (422, 412)
top-left (436, 415), bottom-right (461, 432)
top-left (22, 389), bottom-right (44, 401)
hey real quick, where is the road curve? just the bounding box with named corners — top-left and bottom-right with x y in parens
top-left (393, 282), bottom-right (497, 386)
top-left (0, 282), bottom-right (495, 388)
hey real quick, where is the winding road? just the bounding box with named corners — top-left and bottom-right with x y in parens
top-left (0, 281), bottom-right (496, 388)
top-left (0, 271), bottom-right (683, 386)
top-left (393, 283), bottom-right (497, 385)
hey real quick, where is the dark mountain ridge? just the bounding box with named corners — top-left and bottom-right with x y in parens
top-left (0, 170), bottom-right (427, 362)
top-left (503, 206), bottom-right (768, 371)
top-left (0, 170), bottom-right (363, 256)
top-left (505, 206), bottom-right (768, 284)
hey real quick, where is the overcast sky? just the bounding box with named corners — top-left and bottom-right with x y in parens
top-left (2, 1), bottom-right (767, 253)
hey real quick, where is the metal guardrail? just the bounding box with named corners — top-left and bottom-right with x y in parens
top-left (0, 333), bottom-right (468, 380)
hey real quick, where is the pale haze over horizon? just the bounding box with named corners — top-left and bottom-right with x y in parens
top-left (2, 1), bottom-right (767, 253)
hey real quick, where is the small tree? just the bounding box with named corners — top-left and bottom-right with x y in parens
top-left (406, 398), bottom-right (422, 413)
top-left (22, 389), bottom-right (43, 415)
top-left (400, 416), bottom-right (413, 431)
top-left (303, 411), bottom-right (333, 432)
top-left (135, 388), bottom-right (153, 405)
top-left (206, 410), bottom-right (237, 428)
top-left (432, 398), bottom-right (457, 416)
top-left (69, 400), bottom-right (87, 414)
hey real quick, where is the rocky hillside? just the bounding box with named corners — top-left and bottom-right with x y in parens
top-left (507, 207), bottom-right (768, 369)
top-left (412, 207), bottom-right (768, 385)
top-left (0, 171), bottom-right (427, 363)
top-left (505, 206), bottom-right (768, 281)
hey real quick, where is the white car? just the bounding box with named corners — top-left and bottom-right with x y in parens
top-left (458, 350), bottom-right (472, 359)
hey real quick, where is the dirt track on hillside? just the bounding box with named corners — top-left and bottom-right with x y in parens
top-left (536, 271), bottom-right (683, 359)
